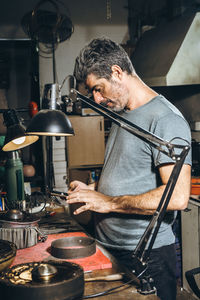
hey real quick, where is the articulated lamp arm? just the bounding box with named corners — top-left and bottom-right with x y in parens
top-left (69, 89), bottom-right (187, 160)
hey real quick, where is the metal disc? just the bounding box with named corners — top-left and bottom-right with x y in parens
top-left (0, 260), bottom-right (84, 300)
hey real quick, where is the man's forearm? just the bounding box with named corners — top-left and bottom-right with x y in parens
top-left (110, 164), bottom-right (191, 215)
top-left (109, 183), bottom-right (188, 215)
top-left (110, 186), bottom-right (165, 215)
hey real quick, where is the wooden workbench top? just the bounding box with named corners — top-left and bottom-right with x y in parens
top-left (84, 264), bottom-right (159, 299)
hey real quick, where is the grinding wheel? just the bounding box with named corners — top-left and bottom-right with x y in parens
top-left (0, 240), bottom-right (17, 273)
top-left (0, 260), bottom-right (84, 300)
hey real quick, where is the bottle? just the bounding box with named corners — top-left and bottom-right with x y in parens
top-left (5, 151), bottom-right (25, 210)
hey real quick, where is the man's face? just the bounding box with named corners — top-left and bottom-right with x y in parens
top-left (85, 73), bottom-right (129, 112)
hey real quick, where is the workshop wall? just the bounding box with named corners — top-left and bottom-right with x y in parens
top-left (0, 0), bottom-right (129, 97)
top-left (38, 0), bottom-right (129, 95)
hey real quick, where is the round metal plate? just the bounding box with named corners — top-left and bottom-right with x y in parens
top-left (51, 236), bottom-right (96, 259)
top-left (0, 211), bottom-right (40, 227)
top-left (0, 261), bottom-right (84, 300)
top-left (0, 240), bottom-right (17, 272)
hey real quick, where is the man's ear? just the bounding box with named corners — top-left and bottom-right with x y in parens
top-left (111, 65), bottom-right (123, 80)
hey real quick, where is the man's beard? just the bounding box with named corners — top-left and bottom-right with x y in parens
top-left (108, 79), bottom-right (129, 112)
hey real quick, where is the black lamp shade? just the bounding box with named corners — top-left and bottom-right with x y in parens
top-left (26, 109), bottom-right (74, 136)
top-left (3, 124), bottom-right (39, 151)
top-left (2, 110), bottom-right (39, 152)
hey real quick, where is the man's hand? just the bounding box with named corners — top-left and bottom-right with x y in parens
top-left (68, 180), bottom-right (95, 193)
top-left (68, 180), bottom-right (89, 192)
top-left (66, 189), bottom-right (113, 215)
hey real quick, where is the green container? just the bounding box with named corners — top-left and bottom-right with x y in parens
top-left (5, 151), bottom-right (25, 209)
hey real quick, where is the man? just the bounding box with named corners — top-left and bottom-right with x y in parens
top-left (66, 37), bottom-right (191, 300)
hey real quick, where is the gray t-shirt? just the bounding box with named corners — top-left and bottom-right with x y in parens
top-left (95, 94), bottom-right (191, 250)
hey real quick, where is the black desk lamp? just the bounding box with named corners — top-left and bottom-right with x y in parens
top-left (69, 88), bottom-right (190, 294)
top-left (0, 109), bottom-right (39, 152)
top-left (0, 110), bottom-right (48, 249)
top-left (26, 83), bottom-right (74, 195)
top-left (0, 109), bottom-right (39, 210)
top-left (26, 84), bottom-right (74, 137)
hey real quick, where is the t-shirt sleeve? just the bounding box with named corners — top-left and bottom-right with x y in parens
top-left (151, 113), bottom-right (192, 167)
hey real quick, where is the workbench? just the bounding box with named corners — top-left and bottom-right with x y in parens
top-left (12, 210), bottom-right (160, 300)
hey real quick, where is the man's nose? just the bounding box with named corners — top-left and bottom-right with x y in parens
top-left (93, 91), bottom-right (105, 104)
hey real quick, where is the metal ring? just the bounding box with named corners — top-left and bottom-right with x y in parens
top-left (51, 236), bottom-right (96, 259)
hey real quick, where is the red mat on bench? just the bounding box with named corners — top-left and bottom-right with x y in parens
top-left (11, 232), bottom-right (112, 272)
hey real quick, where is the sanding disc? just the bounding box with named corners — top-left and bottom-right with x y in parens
top-left (0, 260), bottom-right (84, 300)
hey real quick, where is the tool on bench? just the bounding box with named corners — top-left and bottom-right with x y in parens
top-left (49, 190), bottom-right (68, 206)
top-left (84, 273), bottom-right (124, 282)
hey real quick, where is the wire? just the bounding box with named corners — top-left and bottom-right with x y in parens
top-left (60, 74), bottom-right (76, 91)
top-left (37, 42), bottom-right (58, 56)
top-left (169, 136), bottom-right (190, 144)
top-left (83, 278), bottom-right (136, 299)
top-left (155, 136), bottom-right (190, 165)
top-left (28, 191), bottom-right (47, 214)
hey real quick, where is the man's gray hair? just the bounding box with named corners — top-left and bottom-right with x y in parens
top-left (74, 37), bottom-right (135, 84)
